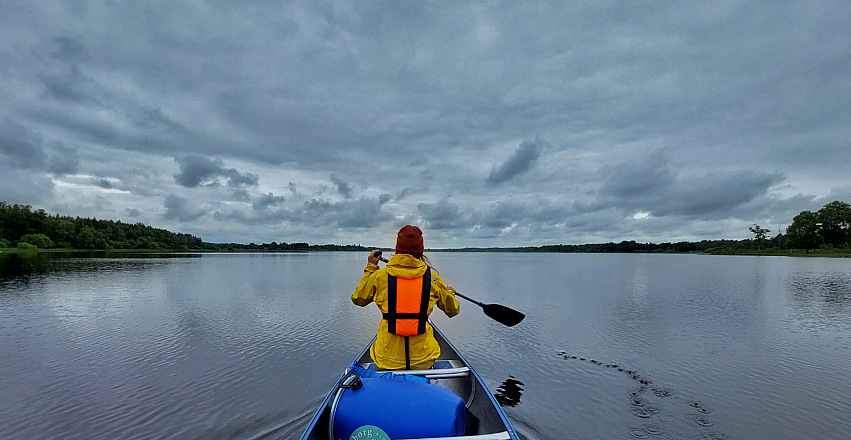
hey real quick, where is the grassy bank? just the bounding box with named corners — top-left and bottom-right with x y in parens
top-left (704, 248), bottom-right (851, 257)
top-left (0, 247), bottom-right (198, 255)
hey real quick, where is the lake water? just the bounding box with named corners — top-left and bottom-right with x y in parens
top-left (1, 252), bottom-right (850, 439)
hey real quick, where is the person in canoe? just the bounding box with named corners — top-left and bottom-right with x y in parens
top-left (352, 225), bottom-right (460, 370)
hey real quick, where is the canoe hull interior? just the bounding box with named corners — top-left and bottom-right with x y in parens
top-left (299, 325), bottom-right (519, 440)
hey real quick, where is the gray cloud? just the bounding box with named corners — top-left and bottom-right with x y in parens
top-left (230, 189), bottom-right (251, 203)
top-left (0, 167), bottom-right (55, 205)
top-left (297, 196), bottom-right (392, 229)
top-left (418, 197), bottom-right (471, 230)
top-left (599, 150), bottom-right (784, 219)
top-left (600, 150), bottom-right (676, 199)
top-left (213, 194), bottom-right (392, 229)
top-left (487, 139), bottom-right (547, 185)
top-left (0, 118), bottom-right (46, 169)
top-left (331, 176), bottom-right (354, 199)
top-left (174, 155), bottom-right (223, 187)
top-left (38, 65), bottom-right (100, 106)
top-left (51, 36), bottom-right (87, 63)
top-left (252, 192), bottom-right (285, 211)
top-left (46, 141), bottom-right (80, 175)
top-left (174, 155), bottom-right (258, 188)
top-left (0, 119), bottom-right (81, 176)
top-left (1, 2), bottom-right (849, 246)
top-left (163, 195), bottom-right (206, 222)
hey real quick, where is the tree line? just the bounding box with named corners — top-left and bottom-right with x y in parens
top-left (2, 200), bottom-right (848, 253)
top-left (0, 202), bottom-right (368, 252)
top-left (783, 200), bottom-right (851, 252)
top-left (437, 200), bottom-right (850, 255)
top-left (435, 238), bottom-right (785, 254)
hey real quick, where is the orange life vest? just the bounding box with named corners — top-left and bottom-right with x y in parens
top-left (383, 267), bottom-right (431, 336)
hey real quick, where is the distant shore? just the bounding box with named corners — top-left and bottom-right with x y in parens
top-left (3, 247), bottom-right (849, 258)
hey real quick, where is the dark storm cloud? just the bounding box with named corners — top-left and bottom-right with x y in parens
top-left (214, 194), bottom-right (393, 228)
top-left (45, 141), bottom-right (80, 175)
top-left (0, 118), bottom-right (80, 175)
top-left (331, 176), bottom-right (354, 199)
top-left (174, 155), bottom-right (221, 187)
top-left (163, 195), bottom-right (206, 222)
top-left (418, 198), bottom-right (471, 230)
top-left (454, 199), bottom-right (573, 237)
top-left (664, 171), bottom-right (784, 218)
top-left (39, 65), bottom-right (102, 106)
top-left (252, 193), bottom-right (286, 211)
top-left (487, 139), bottom-right (547, 185)
top-left (0, 118), bottom-right (47, 169)
top-left (600, 150), bottom-right (784, 219)
top-left (297, 196), bottom-right (392, 229)
top-left (174, 155), bottom-right (258, 188)
top-left (51, 36), bottom-right (87, 63)
top-left (601, 150), bottom-right (676, 199)
top-left (225, 170), bottom-right (260, 188)
top-left (2, 2), bottom-right (850, 246)
top-left (231, 189), bottom-right (251, 203)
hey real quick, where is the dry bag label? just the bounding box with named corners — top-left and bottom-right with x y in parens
top-left (349, 425), bottom-right (390, 440)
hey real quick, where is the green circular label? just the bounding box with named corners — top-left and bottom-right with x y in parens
top-left (349, 424), bottom-right (391, 440)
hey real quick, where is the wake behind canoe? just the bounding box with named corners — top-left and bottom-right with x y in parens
top-left (299, 325), bottom-right (519, 440)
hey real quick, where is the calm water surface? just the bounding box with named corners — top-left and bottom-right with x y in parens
top-left (1, 252), bottom-right (850, 439)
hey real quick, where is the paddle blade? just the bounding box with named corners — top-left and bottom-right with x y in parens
top-left (482, 303), bottom-right (525, 327)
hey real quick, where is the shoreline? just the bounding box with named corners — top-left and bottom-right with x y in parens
top-left (3, 247), bottom-right (849, 258)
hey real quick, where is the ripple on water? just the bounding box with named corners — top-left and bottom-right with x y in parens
top-left (618, 424), bottom-right (668, 439)
top-left (685, 413), bottom-right (715, 427)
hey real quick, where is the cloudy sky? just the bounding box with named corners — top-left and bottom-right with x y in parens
top-left (2, 1), bottom-right (849, 248)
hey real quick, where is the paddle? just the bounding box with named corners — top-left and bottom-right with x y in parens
top-left (452, 291), bottom-right (525, 327)
top-left (373, 251), bottom-right (525, 327)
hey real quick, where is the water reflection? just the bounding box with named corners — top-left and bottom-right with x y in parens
top-left (3, 253), bottom-right (850, 440)
top-left (0, 252), bottom-right (202, 284)
top-left (494, 376), bottom-right (524, 407)
top-left (0, 252), bottom-right (53, 281)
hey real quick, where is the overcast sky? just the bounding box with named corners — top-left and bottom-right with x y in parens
top-left (2, 1), bottom-right (850, 248)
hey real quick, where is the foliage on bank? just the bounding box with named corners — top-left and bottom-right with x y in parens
top-left (0, 202), bottom-right (368, 252)
top-left (434, 237), bottom-right (788, 254)
top-left (785, 200), bottom-right (851, 252)
top-left (1, 200), bottom-right (848, 255)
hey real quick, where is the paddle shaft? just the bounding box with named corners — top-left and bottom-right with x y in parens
top-left (372, 251), bottom-right (525, 327)
top-left (453, 291), bottom-right (484, 307)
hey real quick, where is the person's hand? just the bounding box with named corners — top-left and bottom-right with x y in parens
top-left (447, 284), bottom-right (456, 293)
top-left (368, 249), bottom-right (381, 264)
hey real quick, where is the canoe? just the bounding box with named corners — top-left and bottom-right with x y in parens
top-left (299, 325), bottom-right (520, 440)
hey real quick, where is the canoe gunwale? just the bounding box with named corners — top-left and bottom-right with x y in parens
top-left (298, 324), bottom-right (520, 440)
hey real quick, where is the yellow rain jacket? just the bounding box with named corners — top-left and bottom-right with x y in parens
top-left (352, 253), bottom-right (460, 370)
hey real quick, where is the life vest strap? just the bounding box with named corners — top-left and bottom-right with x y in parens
top-left (404, 336), bottom-right (411, 370)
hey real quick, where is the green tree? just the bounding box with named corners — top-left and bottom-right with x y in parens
top-left (748, 224), bottom-right (770, 251)
top-left (787, 211), bottom-right (822, 253)
top-left (817, 200), bottom-right (851, 248)
top-left (75, 226), bottom-right (109, 249)
top-left (20, 233), bottom-right (55, 248)
top-left (53, 219), bottom-right (76, 247)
